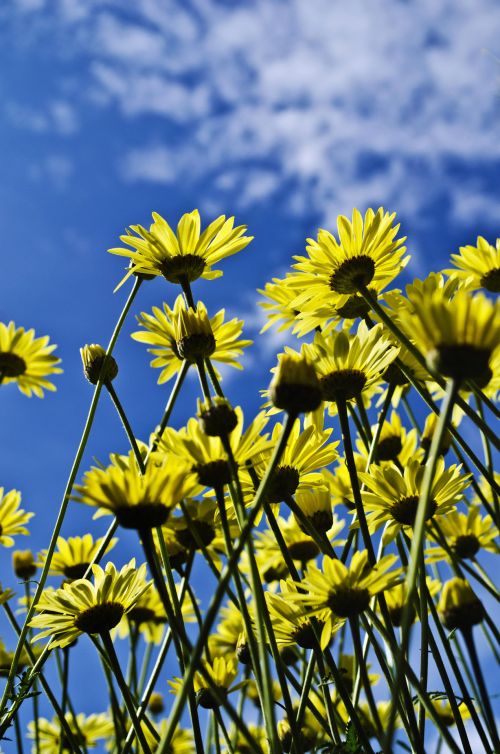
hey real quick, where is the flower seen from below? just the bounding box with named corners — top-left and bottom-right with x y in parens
top-left (0, 488), bottom-right (33, 547)
top-left (446, 235), bottom-right (500, 293)
top-left (294, 551), bottom-right (401, 647)
top-left (437, 577), bottom-right (485, 631)
top-left (30, 560), bottom-right (151, 648)
top-left (292, 207), bottom-right (408, 309)
top-left (359, 457), bottom-right (469, 544)
top-left (73, 451), bottom-right (196, 529)
top-left (0, 321), bottom-right (62, 398)
top-left (108, 209), bottom-right (253, 288)
top-left (28, 712), bottom-right (114, 753)
top-left (132, 295), bottom-right (251, 383)
top-left (37, 534), bottom-right (118, 581)
top-left (169, 656), bottom-right (238, 709)
top-left (426, 505), bottom-right (499, 561)
top-left (397, 288), bottom-right (500, 382)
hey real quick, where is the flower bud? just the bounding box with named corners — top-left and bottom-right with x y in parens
top-left (12, 550), bottom-right (37, 581)
top-left (197, 397), bottom-right (238, 437)
top-left (174, 305), bottom-right (216, 361)
top-left (269, 354), bottom-right (322, 415)
top-left (148, 692), bottom-right (165, 715)
top-left (438, 578), bottom-right (485, 631)
top-left (80, 344), bottom-right (118, 385)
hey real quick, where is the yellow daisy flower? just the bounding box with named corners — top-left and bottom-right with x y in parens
top-left (295, 551), bottom-right (401, 647)
top-left (359, 458), bottom-right (470, 544)
top-left (37, 534), bottom-right (118, 581)
top-left (208, 602), bottom-right (247, 662)
top-left (158, 408), bottom-right (270, 490)
top-left (73, 451), bottom-right (196, 529)
top-left (241, 415), bottom-right (338, 504)
top-left (299, 322), bottom-right (398, 406)
top-left (0, 639), bottom-right (41, 678)
top-left (266, 581), bottom-right (339, 649)
top-left (108, 209), bottom-right (253, 288)
top-left (427, 505), bottom-right (499, 561)
top-left (0, 488), bottom-right (33, 547)
top-left (27, 712), bottom-right (113, 753)
top-left (258, 273), bottom-right (303, 334)
top-left (30, 559), bottom-right (151, 648)
top-left (145, 721), bottom-right (194, 754)
top-left (355, 410), bottom-right (421, 466)
top-left (227, 724), bottom-right (269, 754)
top-left (0, 321), bottom-right (62, 398)
top-left (132, 295), bottom-right (252, 383)
top-left (446, 235), bottom-right (500, 293)
top-left (383, 578), bottom-right (441, 626)
top-left (292, 207), bottom-right (408, 308)
top-left (428, 697), bottom-right (472, 727)
top-left (437, 577), bottom-right (485, 631)
top-left (166, 498), bottom-right (234, 560)
top-left (397, 288), bottom-right (500, 382)
top-left (169, 656), bottom-right (239, 710)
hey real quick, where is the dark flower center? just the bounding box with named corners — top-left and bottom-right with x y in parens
top-left (175, 521), bottom-right (216, 550)
top-left (63, 563), bottom-right (91, 580)
top-left (327, 586), bottom-right (370, 617)
top-left (115, 502), bottom-right (170, 530)
top-left (329, 256), bottom-right (375, 294)
top-left (287, 539), bottom-right (320, 563)
top-left (264, 466), bottom-right (300, 504)
top-left (298, 510), bottom-right (333, 535)
top-left (160, 254), bottom-right (206, 284)
top-left (196, 687), bottom-right (227, 710)
top-left (75, 602), bottom-right (125, 634)
top-left (0, 352), bottom-right (26, 378)
top-left (378, 434), bottom-right (403, 462)
top-left (335, 291), bottom-right (373, 319)
top-left (128, 606), bottom-right (163, 625)
top-left (453, 534), bottom-right (480, 559)
top-left (320, 369), bottom-right (367, 402)
top-left (195, 460), bottom-right (232, 488)
top-left (382, 362), bottom-right (411, 386)
top-left (480, 267), bottom-right (500, 293)
top-left (390, 495), bottom-right (437, 527)
top-left (291, 619), bottom-right (325, 649)
top-left (428, 344), bottom-right (491, 381)
top-left (177, 333), bottom-right (216, 361)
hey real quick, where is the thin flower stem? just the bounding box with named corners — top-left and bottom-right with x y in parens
top-left (24, 581), bottom-right (40, 754)
top-left (481, 622), bottom-right (500, 662)
top-left (418, 555), bottom-right (429, 741)
top-left (359, 284), bottom-right (500, 451)
top-left (214, 708), bottom-right (235, 754)
top-left (54, 649), bottom-right (88, 754)
top-left (348, 401), bottom-right (370, 449)
top-left (402, 394), bottom-right (421, 432)
top-left (384, 377), bottom-right (459, 751)
top-left (58, 647), bottom-right (70, 754)
top-left (475, 394), bottom-right (500, 521)
top-left (314, 650), bottom-right (341, 745)
top-left (156, 414), bottom-right (297, 754)
top-left (470, 382), bottom-right (500, 420)
top-left (100, 631), bottom-right (154, 754)
top-left (1, 603), bottom-right (85, 754)
top-left (350, 616), bottom-right (384, 742)
top-left (196, 357), bottom-right (212, 402)
top-left (336, 397), bottom-right (376, 563)
top-left (147, 359), bottom-right (190, 458)
top-left (14, 711), bottom-right (24, 754)
top-left (461, 629), bottom-right (500, 750)
top-left (205, 357), bottom-right (225, 398)
top-left (356, 394), bottom-right (373, 443)
top-left (105, 381), bottom-right (145, 473)
top-left (0, 277), bottom-right (142, 732)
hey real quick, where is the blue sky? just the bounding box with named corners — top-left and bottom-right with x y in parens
top-left (0, 0), bottom-right (499, 748)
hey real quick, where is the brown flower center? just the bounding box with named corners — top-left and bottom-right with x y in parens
top-left (390, 495), bottom-right (437, 527)
top-left (75, 602), bottom-right (125, 634)
top-left (378, 434), bottom-right (403, 462)
top-left (63, 563), bottom-right (91, 580)
top-left (320, 369), bottom-right (367, 402)
top-left (195, 460), bottom-right (232, 488)
top-left (480, 267), bottom-right (500, 293)
top-left (175, 521), bottom-right (216, 550)
top-left (159, 254), bottom-right (206, 284)
top-left (428, 344), bottom-right (491, 381)
top-left (453, 534), bottom-right (480, 559)
top-left (115, 502), bottom-right (170, 530)
top-left (264, 466), bottom-right (300, 504)
top-left (329, 256), bottom-right (375, 294)
top-left (327, 586), bottom-right (370, 618)
top-left (0, 352), bottom-right (26, 378)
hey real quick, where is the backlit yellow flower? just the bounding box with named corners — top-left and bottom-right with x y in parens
top-left (427, 505), bottom-right (499, 561)
top-left (446, 235), bottom-right (500, 293)
top-left (132, 295), bottom-right (251, 383)
top-left (30, 560), bottom-right (151, 648)
top-left (0, 488), bottom-right (33, 547)
top-left (292, 208), bottom-right (408, 310)
top-left (266, 581), bottom-right (339, 649)
top-left (295, 551), bottom-right (401, 647)
top-left (359, 458), bottom-right (470, 544)
top-left (27, 712), bottom-right (113, 753)
top-left (37, 534), bottom-right (118, 581)
top-left (73, 451), bottom-right (196, 529)
top-left (109, 209), bottom-right (253, 289)
top-left (0, 321), bottom-right (62, 398)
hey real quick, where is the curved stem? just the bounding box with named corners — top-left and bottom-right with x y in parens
top-left (106, 382), bottom-right (145, 472)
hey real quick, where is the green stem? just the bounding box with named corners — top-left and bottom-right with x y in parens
top-left (147, 359), bottom-right (190, 458)
top-left (384, 377), bottom-right (459, 751)
top-left (205, 357), bottom-right (225, 398)
top-left (156, 414), bottom-right (297, 754)
top-left (100, 631), bottom-right (153, 754)
top-left (475, 394), bottom-right (500, 522)
top-left (359, 284), bottom-right (500, 451)
top-left (336, 397), bottom-right (376, 563)
top-left (461, 628), bottom-right (500, 750)
top-left (106, 381), bottom-right (145, 472)
top-left (14, 711), bottom-right (24, 754)
top-left (350, 616), bottom-right (384, 742)
top-left (0, 278), bottom-right (142, 731)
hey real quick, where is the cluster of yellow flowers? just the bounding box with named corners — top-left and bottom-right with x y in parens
top-left (0, 207), bottom-right (498, 754)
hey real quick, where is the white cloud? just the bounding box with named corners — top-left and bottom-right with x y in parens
top-left (7, 0), bottom-right (500, 222)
